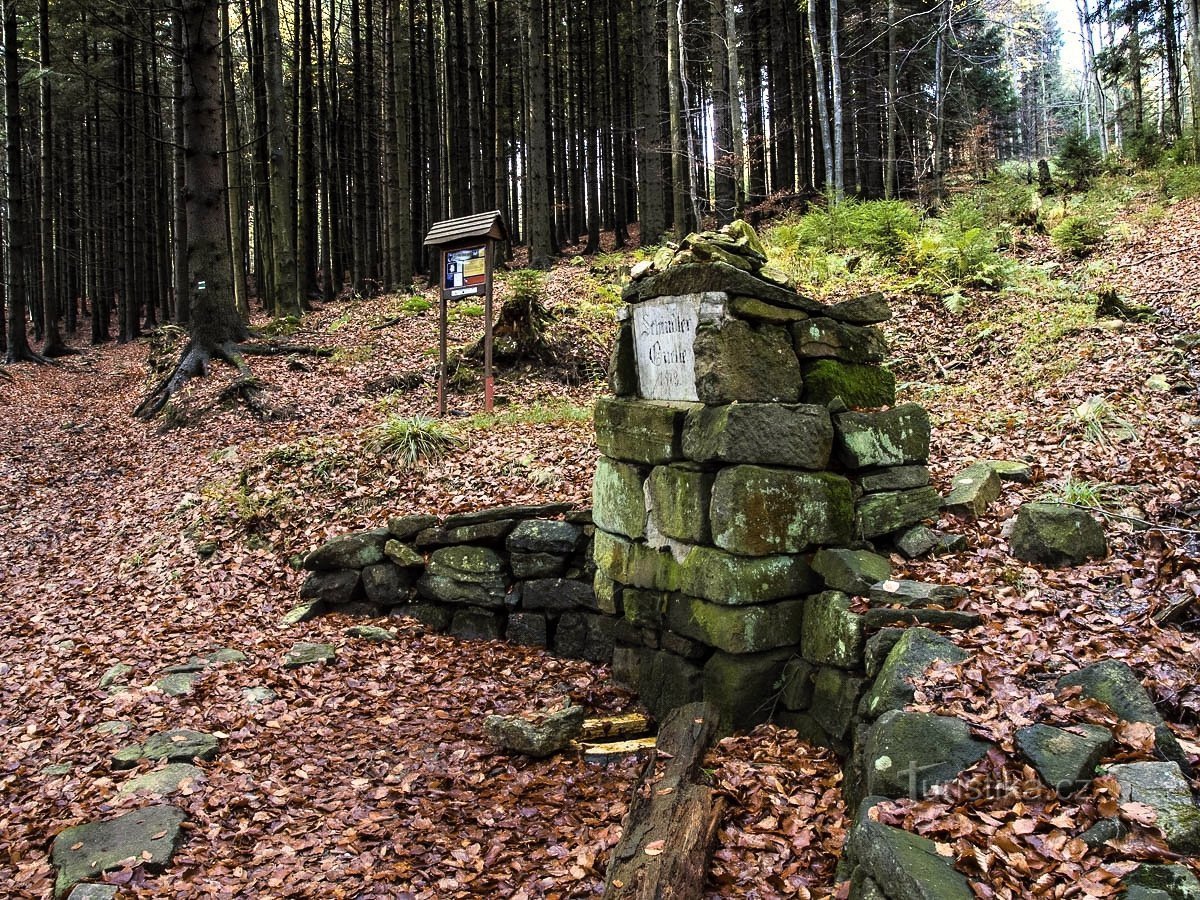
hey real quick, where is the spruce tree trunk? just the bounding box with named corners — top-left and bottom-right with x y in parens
top-left (807, 0), bottom-right (835, 193)
top-left (666, 0), bottom-right (692, 236)
top-left (388, 0), bottom-right (414, 288)
top-left (38, 0), bottom-right (66, 355)
top-left (525, 0), bottom-right (556, 267)
top-left (263, 0), bottom-right (301, 314)
top-left (710, 0), bottom-right (736, 224)
top-left (4, 0), bottom-right (40, 363)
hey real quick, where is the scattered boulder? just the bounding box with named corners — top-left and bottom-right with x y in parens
top-left (299, 569), bottom-right (361, 605)
top-left (864, 711), bottom-right (991, 799)
top-left (844, 798), bottom-right (972, 900)
top-left (1123, 864), bottom-right (1200, 900)
top-left (1058, 660), bottom-right (1190, 770)
top-left (242, 686), bottom-right (277, 705)
top-left (1010, 502), bottom-right (1107, 566)
top-left (283, 642), bottom-right (337, 668)
top-left (867, 579), bottom-right (967, 609)
top-left (66, 885), bottom-right (119, 900)
top-left (483, 704), bottom-right (585, 757)
top-left (980, 459), bottom-right (1033, 483)
top-left (117, 763), bottom-right (205, 797)
top-left (1107, 762), bottom-right (1200, 854)
top-left (52, 806), bottom-right (186, 898)
top-left (943, 463), bottom-right (1002, 518)
top-left (280, 600), bottom-right (325, 626)
top-left (860, 628), bottom-right (968, 720)
top-left (98, 663), bottom-right (132, 690)
top-left (154, 672), bottom-right (199, 697)
top-left (893, 525), bottom-right (939, 559)
top-left (1015, 723), bottom-right (1112, 792)
top-left (141, 729), bottom-right (221, 763)
top-left (811, 548), bottom-right (891, 596)
top-left (303, 529), bottom-right (389, 570)
top-left (345, 625), bottom-right (397, 642)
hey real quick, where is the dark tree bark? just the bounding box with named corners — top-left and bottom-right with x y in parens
top-left (525, 0), bottom-right (555, 267)
top-left (38, 0), bottom-right (67, 356)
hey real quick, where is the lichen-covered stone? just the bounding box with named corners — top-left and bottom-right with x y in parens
top-left (345, 625), bottom-right (397, 642)
top-left (667, 596), bottom-right (806, 654)
top-left (1123, 864), bottom-right (1200, 900)
top-left (835, 404), bottom-right (931, 469)
top-left (623, 589), bottom-right (666, 628)
top-left (609, 322), bottom-right (638, 396)
top-left (141, 729), bottom-right (221, 763)
top-left (117, 763), bottom-right (205, 797)
top-left (52, 805), bottom-right (186, 898)
top-left (616, 648), bottom-right (704, 720)
top-left (594, 398), bottom-right (695, 465)
top-left (449, 608), bottom-right (504, 640)
top-left (860, 628), bottom-right (968, 720)
top-left (693, 320), bottom-right (803, 404)
top-left (730, 296), bottom-right (811, 324)
top-left (1015, 723), bottom-right (1112, 792)
top-left (792, 318), bottom-right (887, 364)
top-left (811, 667), bottom-right (868, 741)
top-left (981, 459), bottom-right (1034, 483)
top-left (383, 539), bottom-right (425, 568)
top-left (414, 519), bottom-right (516, 548)
top-left (678, 544), bottom-right (815, 605)
top-left (647, 465), bottom-right (713, 544)
top-left (858, 465), bottom-right (931, 493)
top-left (703, 647), bottom-right (796, 732)
top-left (857, 487), bottom-right (941, 538)
top-left (861, 608), bottom-right (983, 630)
top-left (827, 292), bottom-right (892, 325)
top-left (802, 360), bottom-right (896, 409)
top-left (483, 705), bottom-right (585, 757)
top-left (711, 465), bottom-right (854, 555)
top-left (593, 529), bottom-right (681, 592)
top-left (390, 601), bottom-right (452, 631)
top-left (1011, 502), bottom-right (1108, 567)
top-left (1107, 762), bottom-right (1200, 854)
top-left (387, 514), bottom-right (439, 540)
top-left (99, 663), bottom-right (132, 690)
top-left (361, 563), bottom-right (412, 605)
top-left (867, 579), bottom-right (967, 608)
top-left (801, 591), bottom-right (865, 669)
top-left (812, 548), bottom-right (891, 596)
top-left (943, 463), bottom-right (1003, 518)
top-left (283, 642), bottom-right (336, 668)
top-left (623, 261), bottom-right (824, 312)
top-left (521, 577), bottom-right (595, 612)
top-left (154, 672), bottom-right (199, 697)
top-left (844, 798), bottom-right (972, 900)
top-left (510, 551), bottom-right (567, 579)
top-left (303, 529), bottom-right (389, 570)
top-left (682, 402), bottom-right (833, 469)
top-left (592, 457), bottom-right (649, 539)
top-left (418, 546), bottom-right (508, 607)
top-left (893, 524), bottom-right (940, 559)
top-left (507, 519), bottom-right (582, 555)
top-left (865, 711), bottom-right (991, 799)
top-left (506, 612), bottom-right (548, 647)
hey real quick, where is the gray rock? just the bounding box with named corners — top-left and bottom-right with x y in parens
top-left (390, 601), bottom-right (452, 631)
top-left (361, 563), bottom-right (412, 605)
top-left (506, 519), bottom-right (581, 555)
top-left (859, 465), bottom-right (931, 493)
top-left (845, 798), bottom-right (972, 900)
top-left (812, 548), bottom-right (891, 596)
top-left (711, 465), bottom-right (854, 555)
top-left (242, 686), bottom-right (277, 705)
top-left (868, 579), bottom-right (967, 608)
top-left (779, 658), bottom-right (815, 710)
top-left (299, 569), bottom-right (361, 605)
top-left (52, 805), bottom-right (186, 898)
top-left (936, 533), bottom-right (969, 554)
top-left (729, 295), bottom-right (813, 324)
top-left (861, 608), bottom-right (984, 631)
top-left (383, 539), bottom-right (425, 568)
top-left (943, 463), bottom-right (1003, 518)
top-left (865, 711), bottom-right (991, 799)
top-left (857, 487), bottom-right (942, 538)
top-left (283, 642), bottom-right (336, 668)
top-left (1015, 723), bottom-right (1112, 792)
top-left (387, 514), bottom-right (440, 540)
top-left (893, 525), bottom-right (940, 559)
top-left (792, 317), bottom-right (887, 364)
top-left (863, 629), bottom-right (906, 678)
top-left (1123, 865), bottom-right (1200, 900)
top-left (162, 656), bottom-right (210, 674)
top-left (834, 404), bottom-right (931, 469)
top-left (95, 720), bottom-right (131, 736)
top-left (609, 321), bottom-right (637, 396)
top-left (682, 402), bottom-right (833, 469)
top-left (553, 612), bottom-right (617, 661)
top-left (442, 503), bottom-right (573, 529)
top-left (1080, 817), bottom-right (1128, 848)
top-left (506, 612), bottom-right (548, 647)
top-left (623, 261), bottom-right (824, 312)
top-left (66, 885), bottom-right (119, 900)
top-left (449, 608), bottom-right (503, 641)
top-left (677, 544), bottom-right (816, 605)
top-left (418, 546), bottom-right (508, 607)
top-left (415, 519), bottom-right (516, 548)
top-left (704, 647), bottom-right (796, 732)
top-left (280, 600), bottom-right (325, 626)
top-left (646, 464), bottom-right (714, 544)
top-left (303, 529), bottom-right (389, 570)
top-left (99, 663), bottom-right (132, 690)
top-left (521, 578), bottom-right (595, 612)
top-left (154, 672), bottom-right (200, 697)
top-left (861, 628), bottom-right (968, 720)
top-left (693, 319), bottom-right (803, 404)
top-left (345, 625), bottom-right (397, 642)
top-left (593, 397), bottom-right (695, 465)
top-left (141, 729), bottom-right (221, 763)
top-left (510, 551), bottom-right (567, 579)
top-left (614, 647), bottom-right (705, 721)
top-left (622, 589), bottom-right (665, 628)
top-left (205, 648), bottom-right (247, 666)
top-left (117, 763), bottom-right (205, 797)
top-left (980, 459), bottom-right (1034, 483)
top-left (1011, 502), bottom-right (1108, 567)
top-left (801, 591), bottom-right (865, 669)
top-left (110, 745), bottom-right (145, 770)
top-left (1107, 762), bottom-right (1200, 853)
top-left (42, 762), bottom-right (73, 776)
top-left (667, 596), bottom-right (806, 655)
top-left (1058, 660), bottom-right (1189, 770)
top-left (827, 292), bottom-right (892, 325)
top-left (483, 705), bottom-right (585, 757)
top-left (810, 667), bottom-right (868, 741)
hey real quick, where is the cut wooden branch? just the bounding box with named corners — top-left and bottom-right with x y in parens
top-left (603, 702), bottom-right (725, 900)
top-left (580, 712), bottom-right (652, 742)
top-left (581, 737), bottom-right (657, 763)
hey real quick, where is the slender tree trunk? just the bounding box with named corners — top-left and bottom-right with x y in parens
top-left (710, 0), bottom-right (736, 223)
top-left (829, 0), bottom-right (844, 200)
top-left (5, 0), bottom-right (40, 363)
top-left (526, 0), bottom-right (555, 266)
top-left (885, 0), bottom-right (897, 197)
top-left (932, 0), bottom-right (950, 202)
top-left (666, 0), bottom-right (693, 236)
top-left (38, 0), bottom-right (66, 355)
top-left (262, 0), bottom-right (301, 314)
top-left (807, 0), bottom-right (834, 192)
top-left (725, 0), bottom-right (745, 209)
top-left (1185, 0), bottom-right (1200, 155)
top-left (389, 0), bottom-right (414, 287)
top-left (222, 2), bottom-right (251, 319)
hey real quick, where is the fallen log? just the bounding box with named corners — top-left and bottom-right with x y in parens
top-left (580, 712), bottom-right (652, 742)
top-left (603, 702), bottom-right (725, 899)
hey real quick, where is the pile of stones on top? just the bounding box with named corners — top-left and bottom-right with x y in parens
top-left (629, 220), bottom-right (792, 289)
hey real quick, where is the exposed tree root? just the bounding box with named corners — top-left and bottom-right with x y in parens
top-left (134, 339), bottom-right (257, 420)
top-left (237, 341), bottom-right (333, 358)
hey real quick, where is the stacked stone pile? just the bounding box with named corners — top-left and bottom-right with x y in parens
top-left (596, 234), bottom-right (953, 730)
top-left (297, 504), bottom-right (618, 661)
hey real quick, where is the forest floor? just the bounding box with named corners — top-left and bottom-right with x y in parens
top-left (1, 182), bottom-right (1198, 898)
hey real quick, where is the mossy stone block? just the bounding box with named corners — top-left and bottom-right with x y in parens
top-left (711, 465), bottom-right (854, 555)
top-left (792, 317), bottom-right (887, 364)
top-left (592, 457), bottom-right (648, 540)
top-left (609, 322), bottom-right (638, 396)
top-left (703, 647), bottom-right (796, 732)
top-left (857, 487), bottom-right (941, 538)
top-left (667, 596), bottom-right (806, 654)
top-left (693, 319), bottom-right (802, 404)
top-left (593, 529), bottom-right (682, 592)
top-left (647, 464), bottom-right (713, 544)
top-left (835, 404), bottom-right (931, 469)
top-left (678, 544), bottom-right (815, 605)
top-left (801, 360), bottom-right (896, 409)
top-left (682, 402), bottom-right (833, 469)
top-left (594, 397), bottom-right (696, 465)
top-left (801, 591), bottom-right (865, 669)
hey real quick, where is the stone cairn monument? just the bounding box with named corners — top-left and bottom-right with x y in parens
top-left (593, 222), bottom-right (939, 736)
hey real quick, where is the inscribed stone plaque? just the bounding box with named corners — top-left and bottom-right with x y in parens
top-left (632, 294), bottom-right (727, 401)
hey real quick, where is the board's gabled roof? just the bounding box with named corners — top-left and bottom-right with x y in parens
top-left (423, 210), bottom-right (509, 246)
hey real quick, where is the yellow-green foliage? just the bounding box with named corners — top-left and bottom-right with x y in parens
top-left (1051, 215), bottom-right (1108, 258)
top-left (367, 414), bottom-right (465, 465)
top-left (465, 400), bottom-right (592, 429)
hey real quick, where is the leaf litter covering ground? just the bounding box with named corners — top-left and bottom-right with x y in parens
top-left (0, 275), bottom-right (844, 897)
top-left (1, 195), bottom-right (1199, 896)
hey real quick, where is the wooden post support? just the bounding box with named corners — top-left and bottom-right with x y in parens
top-left (483, 240), bottom-right (494, 412)
top-left (438, 249), bottom-right (448, 417)
top-left (602, 702), bottom-right (726, 899)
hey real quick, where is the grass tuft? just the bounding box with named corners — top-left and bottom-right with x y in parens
top-left (367, 414), bottom-right (465, 465)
